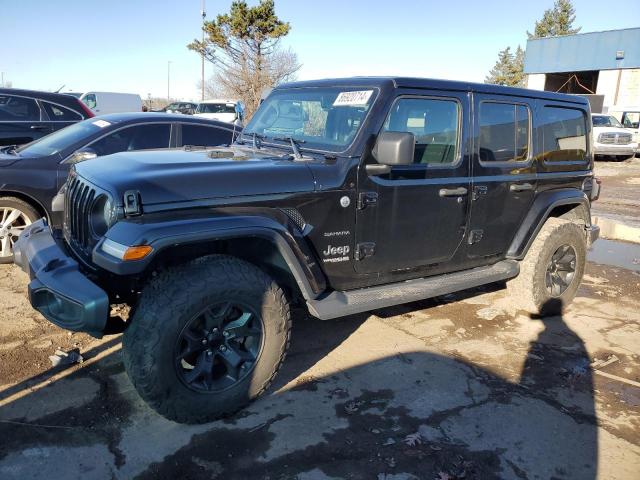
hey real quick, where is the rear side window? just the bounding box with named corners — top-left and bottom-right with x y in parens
top-left (0, 95), bottom-right (41, 121)
top-left (181, 124), bottom-right (233, 147)
top-left (540, 106), bottom-right (588, 162)
top-left (479, 102), bottom-right (530, 163)
top-left (383, 97), bottom-right (460, 165)
top-left (42, 101), bottom-right (82, 121)
top-left (90, 124), bottom-right (171, 156)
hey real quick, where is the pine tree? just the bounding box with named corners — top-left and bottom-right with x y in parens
top-left (527, 0), bottom-right (581, 39)
top-left (485, 46), bottom-right (525, 87)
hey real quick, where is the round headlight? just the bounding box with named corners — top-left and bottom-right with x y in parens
top-left (91, 196), bottom-right (116, 237)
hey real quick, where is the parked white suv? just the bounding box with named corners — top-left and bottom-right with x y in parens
top-left (194, 99), bottom-right (244, 126)
top-left (591, 114), bottom-right (637, 161)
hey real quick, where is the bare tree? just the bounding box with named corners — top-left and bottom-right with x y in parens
top-left (188, 0), bottom-right (300, 118)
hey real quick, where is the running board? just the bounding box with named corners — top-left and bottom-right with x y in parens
top-left (307, 260), bottom-right (519, 320)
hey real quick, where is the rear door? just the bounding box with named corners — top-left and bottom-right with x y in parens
top-left (0, 94), bottom-right (48, 145)
top-left (355, 90), bottom-right (472, 274)
top-left (467, 94), bottom-right (536, 260)
top-left (40, 100), bottom-right (83, 134)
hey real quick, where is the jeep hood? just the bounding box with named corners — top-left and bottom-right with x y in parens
top-left (74, 147), bottom-right (316, 206)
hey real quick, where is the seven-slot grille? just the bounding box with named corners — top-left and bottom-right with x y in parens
top-left (64, 174), bottom-right (97, 249)
top-left (598, 132), bottom-right (632, 145)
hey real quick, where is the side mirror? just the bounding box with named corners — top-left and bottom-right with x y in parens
top-left (66, 147), bottom-right (98, 164)
top-left (373, 131), bottom-right (415, 166)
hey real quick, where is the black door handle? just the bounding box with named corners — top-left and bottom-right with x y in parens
top-left (439, 187), bottom-right (468, 197)
top-left (30, 125), bottom-right (49, 131)
top-left (510, 183), bottom-right (534, 192)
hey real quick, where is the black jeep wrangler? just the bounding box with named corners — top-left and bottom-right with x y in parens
top-left (13, 77), bottom-right (600, 423)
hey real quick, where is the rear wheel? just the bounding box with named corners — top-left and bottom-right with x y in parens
top-left (507, 218), bottom-right (586, 315)
top-left (122, 254), bottom-right (291, 424)
top-left (0, 197), bottom-right (39, 264)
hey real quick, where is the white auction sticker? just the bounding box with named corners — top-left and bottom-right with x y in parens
top-left (92, 120), bottom-right (111, 128)
top-left (333, 90), bottom-right (373, 107)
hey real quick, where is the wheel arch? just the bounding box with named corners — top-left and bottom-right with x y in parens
top-left (0, 190), bottom-right (49, 221)
top-left (92, 215), bottom-right (327, 301)
top-left (507, 189), bottom-right (591, 260)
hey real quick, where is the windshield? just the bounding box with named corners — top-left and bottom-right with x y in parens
top-left (197, 103), bottom-right (236, 114)
top-left (592, 115), bottom-right (623, 128)
top-left (243, 87), bottom-right (377, 152)
top-left (16, 119), bottom-right (105, 157)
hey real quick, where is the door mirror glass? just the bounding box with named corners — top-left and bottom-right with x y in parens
top-left (373, 131), bottom-right (415, 166)
top-left (66, 147), bottom-right (98, 164)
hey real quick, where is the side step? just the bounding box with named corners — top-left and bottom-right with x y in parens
top-left (307, 260), bottom-right (519, 320)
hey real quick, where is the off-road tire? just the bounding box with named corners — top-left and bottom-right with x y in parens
top-left (507, 218), bottom-right (586, 315)
top-left (0, 197), bottom-right (40, 264)
top-left (122, 254), bottom-right (291, 424)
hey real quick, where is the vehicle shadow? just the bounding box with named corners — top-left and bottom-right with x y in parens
top-left (0, 300), bottom-right (598, 480)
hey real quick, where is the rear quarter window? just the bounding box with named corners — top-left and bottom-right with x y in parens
top-left (540, 106), bottom-right (588, 163)
top-left (42, 101), bottom-right (82, 121)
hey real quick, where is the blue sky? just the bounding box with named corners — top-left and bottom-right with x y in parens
top-left (1, 0), bottom-right (638, 100)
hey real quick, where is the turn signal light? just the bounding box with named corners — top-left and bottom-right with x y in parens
top-left (123, 245), bottom-right (153, 261)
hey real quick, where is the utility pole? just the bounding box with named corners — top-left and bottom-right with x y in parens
top-left (1, 72), bottom-right (4, 88)
top-left (167, 60), bottom-right (172, 102)
top-left (201, 0), bottom-right (206, 101)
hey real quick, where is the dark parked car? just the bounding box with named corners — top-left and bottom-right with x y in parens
top-left (14, 77), bottom-right (600, 423)
top-left (161, 102), bottom-right (198, 115)
top-left (0, 88), bottom-right (94, 146)
top-left (0, 113), bottom-right (235, 262)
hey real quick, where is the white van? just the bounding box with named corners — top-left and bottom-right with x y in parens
top-left (194, 99), bottom-right (244, 125)
top-left (80, 92), bottom-right (143, 115)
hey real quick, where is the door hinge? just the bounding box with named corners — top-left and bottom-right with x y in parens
top-left (472, 185), bottom-right (488, 201)
top-left (357, 191), bottom-right (378, 210)
top-left (355, 242), bottom-right (376, 261)
top-left (468, 229), bottom-right (483, 245)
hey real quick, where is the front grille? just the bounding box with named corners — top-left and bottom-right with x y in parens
top-left (64, 174), bottom-right (97, 251)
top-left (599, 132), bottom-right (632, 145)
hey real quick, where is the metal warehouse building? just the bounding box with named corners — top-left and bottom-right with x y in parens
top-left (524, 27), bottom-right (640, 113)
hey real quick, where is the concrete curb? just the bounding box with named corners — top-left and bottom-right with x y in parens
top-left (593, 216), bottom-right (640, 244)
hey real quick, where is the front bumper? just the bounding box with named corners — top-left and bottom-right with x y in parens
top-left (593, 143), bottom-right (636, 156)
top-left (13, 219), bottom-right (109, 337)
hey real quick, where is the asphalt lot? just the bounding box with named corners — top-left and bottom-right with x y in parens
top-left (0, 158), bottom-right (639, 480)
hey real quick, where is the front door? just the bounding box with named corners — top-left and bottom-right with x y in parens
top-left (355, 91), bottom-right (471, 275)
top-left (467, 94), bottom-right (537, 260)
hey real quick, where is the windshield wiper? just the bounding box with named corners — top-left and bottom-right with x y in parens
top-left (273, 136), bottom-right (306, 160)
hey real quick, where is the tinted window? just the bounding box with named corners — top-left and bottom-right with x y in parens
top-left (382, 97), bottom-right (459, 165)
top-left (17, 119), bottom-right (103, 157)
top-left (0, 95), bottom-right (40, 121)
top-left (592, 115), bottom-right (622, 128)
top-left (90, 124), bottom-right (171, 156)
top-left (541, 107), bottom-right (587, 162)
top-left (197, 103), bottom-right (236, 114)
top-left (42, 101), bottom-right (82, 121)
top-left (622, 112), bottom-right (639, 129)
top-left (181, 124), bottom-right (232, 147)
top-left (479, 102), bottom-right (530, 163)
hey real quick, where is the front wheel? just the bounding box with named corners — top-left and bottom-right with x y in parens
top-left (123, 254), bottom-right (291, 424)
top-left (0, 197), bottom-right (40, 264)
top-left (507, 218), bottom-right (586, 315)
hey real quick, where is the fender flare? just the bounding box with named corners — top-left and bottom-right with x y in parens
top-left (91, 214), bottom-right (326, 300)
top-left (506, 189), bottom-right (590, 260)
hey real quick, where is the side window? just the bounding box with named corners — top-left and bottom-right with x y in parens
top-left (622, 112), bottom-right (639, 129)
top-left (90, 124), bottom-right (171, 156)
top-left (383, 97), bottom-right (460, 165)
top-left (181, 124), bottom-right (232, 147)
top-left (42, 101), bottom-right (82, 121)
top-left (479, 102), bottom-right (530, 163)
top-left (82, 94), bottom-right (97, 110)
top-left (541, 106), bottom-right (587, 162)
top-left (0, 95), bottom-right (41, 121)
